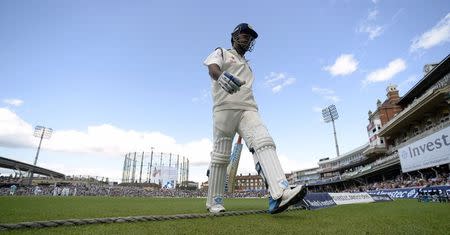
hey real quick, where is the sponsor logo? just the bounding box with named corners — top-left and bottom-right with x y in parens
top-left (306, 200), bottom-right (336, 207)
top-left (332, 194), bottom-right (372, 201)
top-left (224, 177), bottom-right (229, 191)
top-left (370, 188), bottom-right (418, 199)
top-left (399, 127), bottom-right (450, 172)
top-left (213, 196), bottom-right (223, 205)
top-left (329, 193), bottom-right (375, 205)
top-left (370, 186), bottom-right (450, 199)
top-left (404, 134), bottom-right (449, 159)
top-left (370, 195), bottom-right (392, 201)
top-left (407, 189), bottom-right (417, 198)
top-left (303, 193), bottom-right (337, 209)
top-left (279, 180), bottom-right (289, 189)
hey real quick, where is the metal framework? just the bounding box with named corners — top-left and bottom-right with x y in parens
top-left (121, 150), bottom-right (189, 188)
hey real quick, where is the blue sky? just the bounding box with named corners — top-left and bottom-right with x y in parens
top-left (1, 0), bottom-right (449, 184)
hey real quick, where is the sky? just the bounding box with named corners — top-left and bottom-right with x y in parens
top-left (1, 0), bottom-right (449, 184)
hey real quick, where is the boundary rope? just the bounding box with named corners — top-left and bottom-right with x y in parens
top-left (0, 207), bottom-right (304, 231)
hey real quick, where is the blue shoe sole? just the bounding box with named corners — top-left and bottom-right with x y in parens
top-left (269, 186), bottom-right (307, 214)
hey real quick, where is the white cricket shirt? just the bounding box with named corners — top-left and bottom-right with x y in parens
top-left (203, 48), bottom-right (258, 112)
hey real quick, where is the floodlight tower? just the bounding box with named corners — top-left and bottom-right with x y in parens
top-left (322, 105), bottom-right (340, 157)
top-left (29, 125), bottom-right (53, 185)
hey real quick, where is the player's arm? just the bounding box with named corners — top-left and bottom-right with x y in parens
top-left (207, 64), bottom-right (222, 81)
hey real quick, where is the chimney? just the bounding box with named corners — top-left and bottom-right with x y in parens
top-left (386, 84), bottom-right (400, 104)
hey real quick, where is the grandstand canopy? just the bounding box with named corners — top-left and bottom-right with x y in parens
top-left (0, 156), bottom-right (65, 178)
top-left (398, 54), bottom-right (450, 106)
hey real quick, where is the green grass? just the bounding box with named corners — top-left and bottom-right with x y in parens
top-left (0, 196), bottom-right (449, 234)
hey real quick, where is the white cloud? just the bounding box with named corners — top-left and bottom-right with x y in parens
top-left (0, 108), bottom-right (35, 148)
top-left (357, 7), bottom-right (384, 40)
top-left (359, 25), bottom-right (383, 40)
top-left (264, 72), bottom-right (296, 93)
top-left (323, 54), bottom-right (358, 76)
top-left (312, 86), bottom-right (340, 103)
top-left (368, 9), bottom-right (378, 21)
top-left (364, 58), bottom-right (406, 84)
top-left (372, 0), bottom-right (379, 4)
top-left (0, 108), bottom-right (276, 183)
top-left (0, 107), bottom-right (212, 167)
top-left (3, 99), bottom-right (24, 107)
top-left (410, 13), bottom-right (450, 52)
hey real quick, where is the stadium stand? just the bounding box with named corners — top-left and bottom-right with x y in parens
top-left (291, 55), bottom-right (450, 199)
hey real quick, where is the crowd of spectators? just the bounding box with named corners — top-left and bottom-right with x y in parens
top-left (0, 182), bottom-right (266, 198)
top-left (0, 175), bottom-right (25, 185)
top-left (342, 172), bottom-right (450, 193)
top-left (339, 153), bottom-right (399, 180)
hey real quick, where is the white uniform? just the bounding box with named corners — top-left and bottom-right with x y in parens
top-left (34, 186), bottom-right (41, 195)
top-left (203, 48), bottom-right (289, 210)
top-left (9, 185), bottom-right (17, 195)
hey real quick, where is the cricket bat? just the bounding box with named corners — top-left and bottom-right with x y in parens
top-left (225, 136), bottom-right (243, 193)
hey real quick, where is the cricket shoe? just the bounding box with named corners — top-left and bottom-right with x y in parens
top-left (268, 185), bottom-right (307, 214)
top-left (208, 204), bottom-right (226, 213)
top-left (208, 196), bottom-right (225, 213)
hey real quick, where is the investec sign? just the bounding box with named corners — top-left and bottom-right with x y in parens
top-left (398, 126), bottom-right (450, 172)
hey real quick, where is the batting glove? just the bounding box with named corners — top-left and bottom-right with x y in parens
top-left (218, 71), bottom-right (246, 94)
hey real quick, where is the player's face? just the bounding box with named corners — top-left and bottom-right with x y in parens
top-left (236, 33), bottom-right (253, 50)
top-left (233, 32), bottom-right (255, 53)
